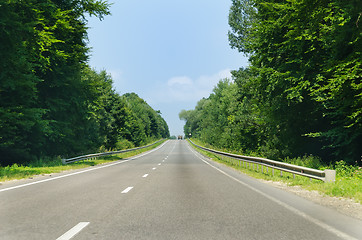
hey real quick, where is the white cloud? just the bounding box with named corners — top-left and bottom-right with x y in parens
top-left (167, 76), bottom-right (193, 87)
top-left (109, 69), bottom-right (122, 80)
top-left (108, 69), bottom-right (127, 93)
top-left (148, 69), bottom-right (232, 104)
top-left (196, 69), bottom-right (232, 89)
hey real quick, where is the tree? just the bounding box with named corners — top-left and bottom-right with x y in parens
top-left (124, 93), bottom-right (170, 142)
top-left (229, 0), bottom-right (361, 163)
top-left (32, 0), bottom-right (110, 157)
top-left (0, 0), bottom-right (111, 164)
top-left (0, 2), bottom-right (47, 165)
top-left (0, 1), bottom-right (170, 166)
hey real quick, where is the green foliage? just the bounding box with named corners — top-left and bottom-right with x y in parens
top-left (180, 80), bottom-right (235, 146)
top-left (334, 160), bottom-right (360, 178)
top-left (229, 0), bottom-right (361, 164)
top-left (181, 0), bottom-right (360, 167)
top-left (180, 78), bottom-right (267, 156)
top-left (284, 155), bottom-right (323, 170)
top-left (123, 93), bottom-right (170, 141)
top-left (0, 0), bottom-right (110, 165)
top-left (0, 1), bottom-right (49, 165)
top-left (0, 1), bottom-right (169, 167)
top-left (115, 139), bottom-right (135, 150)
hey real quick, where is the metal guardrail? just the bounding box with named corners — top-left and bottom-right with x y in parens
top-left (189, 140), bottom-right (335, 183)
top-left (62, 139), bottom-right (164, 164)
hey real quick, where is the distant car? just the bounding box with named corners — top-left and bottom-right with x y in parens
top-left (178, 135), bottom-right (183, 140)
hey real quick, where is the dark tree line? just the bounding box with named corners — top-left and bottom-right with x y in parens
top-left (181, 0), bottom-right (361, 165)
top-left (0, 1), bottom-right (169, 166)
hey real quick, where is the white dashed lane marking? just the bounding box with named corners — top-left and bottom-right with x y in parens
top-left (56, 222), bottom-right (90, 240)
top-left (121, 187), bottom-right (134, 193)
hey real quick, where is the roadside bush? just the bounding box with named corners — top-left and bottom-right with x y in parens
top-left (335, 160), bottom-right (359, 177)
top-left (115, 139), bottom-right (135, 150)
top-left (284, 155), bottom-right (323, 169)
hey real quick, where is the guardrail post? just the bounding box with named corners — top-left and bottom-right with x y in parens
top-left (324, 169), bottom-right (336, 183)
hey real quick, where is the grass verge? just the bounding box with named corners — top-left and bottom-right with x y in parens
top-left (0, 139), bottom-right (166, 182)
top-left (188, 139), bottom-right (362, 204)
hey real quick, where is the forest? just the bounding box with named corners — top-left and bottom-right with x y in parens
top-left (180, 0), bottom-right (361, 166)
top-left (0, 1), bottom-right (169, 166)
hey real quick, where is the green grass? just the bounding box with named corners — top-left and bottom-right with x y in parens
top-left (0, 140), bottom-right (166, 182)
top-left (189, 139), bottom-right (362, 204)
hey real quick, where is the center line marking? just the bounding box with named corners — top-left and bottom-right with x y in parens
top-left (158, 163), bottom-right (161, 165)
top-left (152, 167), bottom-right (156, 170)
top-left (142, 174), bottom-right (149, 178)
top-left (121, 186), bottom-right (134, 193)
top-left (56, 222), bottom-right (90, 240)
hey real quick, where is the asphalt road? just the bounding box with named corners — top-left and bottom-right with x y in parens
top-left (1, 140), bottom-right (361, 240)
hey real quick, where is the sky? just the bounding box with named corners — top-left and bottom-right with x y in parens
top-left (86, 0), bottom-right (248, 137)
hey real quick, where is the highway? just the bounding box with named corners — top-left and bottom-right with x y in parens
top-left (1, 140), bottom-right (361, 239)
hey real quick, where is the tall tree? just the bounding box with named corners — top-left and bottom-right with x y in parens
top-left (0, 0), bottom-right (110, 164)
top-left (1, 1), bottom-right (170, 166)
top-left (228, 0), bottom-right (361, 163)
top-left (0, 2), bottom-right (48, 165)
top-left (124, 93), bottom-right (170, 141)
top-left (32, 0), bottom-right (110, 156)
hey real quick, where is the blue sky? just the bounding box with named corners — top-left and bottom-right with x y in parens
top-left (86, 0), bottom-right (248, 136)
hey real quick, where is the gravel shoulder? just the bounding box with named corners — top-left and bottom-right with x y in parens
top-left (193, 147), bottom-right (362, 221)
top-left (261, 179), bottom-right (362, 220)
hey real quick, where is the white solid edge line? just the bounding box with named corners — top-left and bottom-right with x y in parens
top-left (121, 186), bottom-right (134, 193)
top-left (0, 141), bottom-right (169, 193)
top-left (187, 144), bottom-right (358, 240)
top-left (0, 160), bottom-right (130, 193)
top-left (56, 222), bottom-right (90, 240)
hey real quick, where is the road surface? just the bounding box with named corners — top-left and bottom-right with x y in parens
top-left (1, 140), bottom-right (361, 239)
